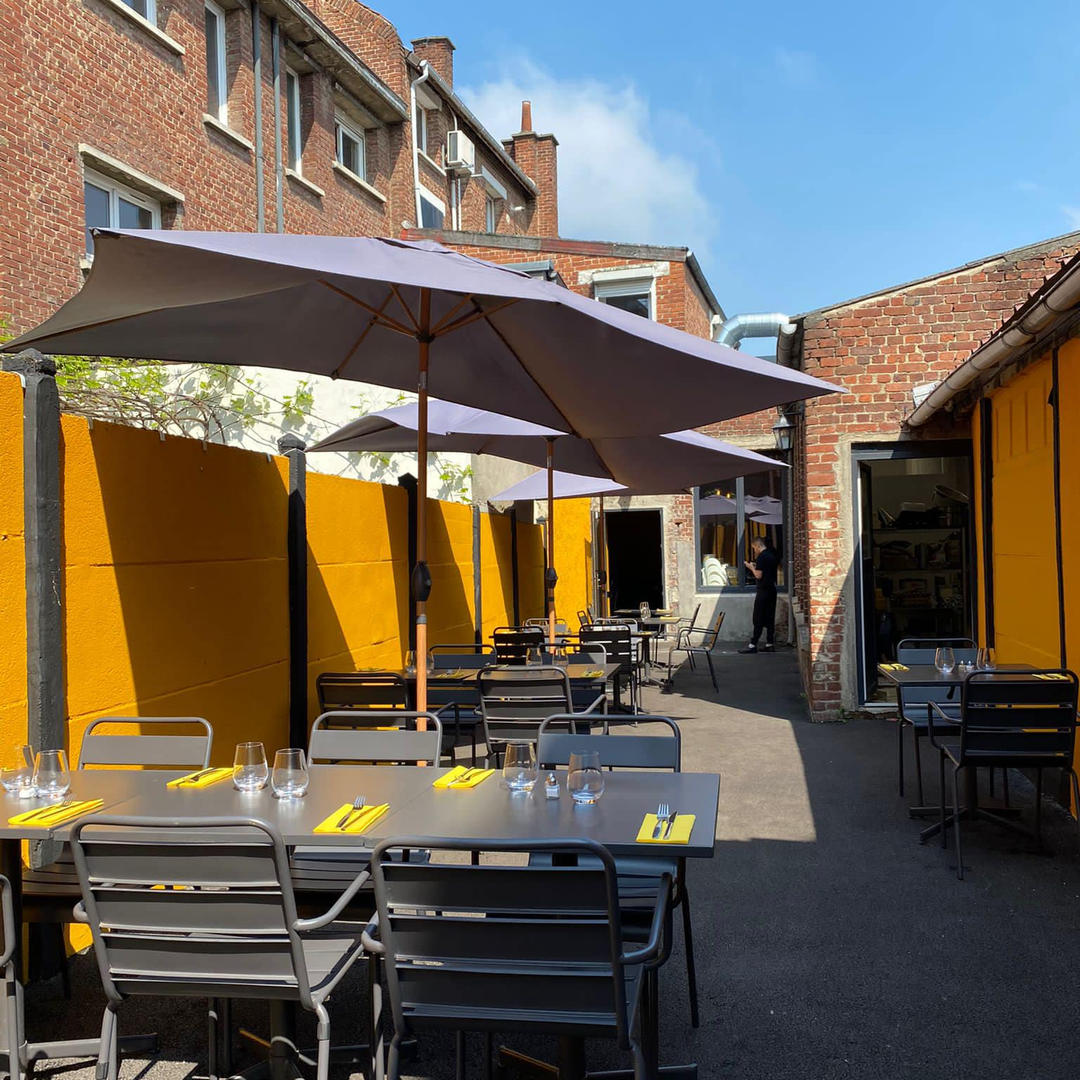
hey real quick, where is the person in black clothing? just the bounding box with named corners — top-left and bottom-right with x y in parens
top-left (739, 537), bottom-right (779, 653)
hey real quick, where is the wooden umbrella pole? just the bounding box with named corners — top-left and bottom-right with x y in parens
top-left (546, 438), bottom-right (557, 645)
top-left (415, 288), bottom-right (431, 719)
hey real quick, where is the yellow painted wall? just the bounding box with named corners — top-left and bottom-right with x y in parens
top-left (1058, 338), bottom-right (1080, 669)
top-left (971, 403), bottom-right (987, 646)
top-left (517, 519), bottom-right (545, 623)
top-left (0, 375), bottom-right (26, 749)
top-left (552, 497), bottom-right (594, 624)
top-left (479, 511), bottom-right (517, 638)
top-left (426, 499), bottom-right (476, 646)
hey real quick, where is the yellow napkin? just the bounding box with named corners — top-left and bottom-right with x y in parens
top-left (433, 669), bottom-right (467, 679)
top-left (635, 813), bottom-right (696, 845)
top-left (432, 765), bottom-right (495, 789)
top-left (8, 799), bottom-right (104, 828)
top-left (880, 663), bottom-right (909, 671)
top-left (167, 767), bottom-right (233, 789)
top-left (313, 802), bottom-right (389, 835)
top-left (582, 668), bottom-right (606, 678)
top-left (1034, 673), bottom-right (1070, 681)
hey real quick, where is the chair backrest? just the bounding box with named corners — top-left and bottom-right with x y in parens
top-left (478, 666), bottom-right (573, 747)
top-left (577, 609), bottom-right (591, 629)
top-left (958, 671), bottom-right (1079, 762)
top-left (895, 638), bottom-right (978, 709)
top-left (78, 717), bottom-right (213, 770)
top-left (538, 715), bottom-right (681, 771)
top-left (492, 627), bottom-right (545, 665)
top-left (316, 672), bottom-right (408, 713)
top-left (431, 644), bottom-right (496, 669)
top-left (370, 837), bottom-right (631, 1044)
top-left (685, 603), bottom-right (702, 628)
top-left (70, 817), bottom-right (315, 1007)
top-left (579, 626), bottom-right (633, 674)
top-left (308, 712), bottom-right (442, 765)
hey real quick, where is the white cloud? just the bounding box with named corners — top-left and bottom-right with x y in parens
top-left (460, 59), bottom-right (715, 257)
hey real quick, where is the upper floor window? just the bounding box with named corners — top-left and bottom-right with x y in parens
top-left (124, 0), bottom-right (155, 17)
top-left (485, 195), bottom-right (498, 233)
top-left (286, 68), bottom-right (302, 172)
top-left (335, 115), bottom-right (366, 181)
top-left (415, 104), bottom-right (429, 155)
top-left (419, 189), bottom-right (445, 229)
top-left (595, 277), bottom-right (653, 319)
top-left (83, 170), bottom-right (160, 258)
top-left (204, 1), bottom-right (228, 123)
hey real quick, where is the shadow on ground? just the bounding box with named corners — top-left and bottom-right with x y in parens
top-left (26, 648), bottom-right (1080, 1080)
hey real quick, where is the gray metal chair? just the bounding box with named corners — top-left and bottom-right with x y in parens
top-left (894, 638), bottom-right (977, 802)
top-left (580, 624), bottom-right (638, 712)
top-left (478, 666), bottom-right (573, 764)
top-left (428, 647), bottom-right (496, 766)
top-left (0, 875), bottom-right (20, 1080)
top-left (665, 609), bottom-right (726, 691)
top-left (536, 714), bottom-right (700, 1029)
top-left (70, 817), bottom-right (370, 1080)
top-left (315, 671), bottom-right (408, 713)
top-left (491, 626), bottom-right (545, 665)
top-left (363, 836), bottom-right (671, 1080)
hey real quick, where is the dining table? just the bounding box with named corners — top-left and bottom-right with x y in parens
top-left (0, 758), bottom-right (719, 1080)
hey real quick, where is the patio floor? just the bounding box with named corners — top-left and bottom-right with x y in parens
top-left (26, 645), bottom-right (1080, 1080)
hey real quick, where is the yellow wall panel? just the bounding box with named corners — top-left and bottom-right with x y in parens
top-left (1058, 338), bottom-right (1080, 669)
top-left (552, 498), bottom-right (594, 624)
top-left (0, 375), bottom-right (26, 756)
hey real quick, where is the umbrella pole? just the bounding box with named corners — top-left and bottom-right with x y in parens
top-left (598, 494), bottom-right (608, 618)
top-left (546, 438), bottom-right (557, 645)
top-left (415, 289), bottom-right (432, 718)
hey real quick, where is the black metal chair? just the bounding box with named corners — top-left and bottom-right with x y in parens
top-left (580, 624), bottom-right (637, 713)
top-left (893, 638), bottom-right (977, 802)
top-left (363, 836), bottom-right (671, 1080)
top-left (478, 666), bottom-right (573, 764)
top-left (665, 608), bottom-right (726, 691)
top-left (427, 645), bottom-right (496, 766)
top-left (71, 817), bottom-right (370, 1080)
top-left (315, 671), bottom-right (408, 713)
top-left (537, 714), bottom-right (701, 1029)
top-left (0, 874), bottom-right (20, 1079)
top-left (491, 626), bottom-right (545, 665)
top-left (928, 669), bottom-right (1080, 879)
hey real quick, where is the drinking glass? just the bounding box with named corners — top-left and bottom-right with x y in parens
top-left (977, 647), bottom-right (996, 670)
top-left (502, 741), bottom-right (538, 793)
top-left (526, 647), bottom-right (543, 667)
top-left (426, 650), bottom-right (436, 675)
top-left (270, 748), bottom-right (309, 799)
top-left (0, 746), bottom-right (36, 797)
top-left (934, 646), bottom-right (955, 675)
top-left (404, 650), bottom-right (417, 674)
top-left (32, 749), bottom-right (71, 798)
top-left (639, 602), bottom-right (651, 620)
top-left (568, 750), bottom-right (605, 805)
top-left (233, 741), bottom-right (269, 792)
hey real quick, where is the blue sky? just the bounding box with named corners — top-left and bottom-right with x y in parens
top-left (380, 0), bottom-right (1080, 318)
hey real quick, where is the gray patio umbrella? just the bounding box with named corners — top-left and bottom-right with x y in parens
top-left (310, 399), bottom-right (780, 627)
top-left (3, 229), bottom-right (840, 709)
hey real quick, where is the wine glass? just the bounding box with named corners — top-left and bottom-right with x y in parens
top-left (404, 650), bottom-right (417, 674)
top-left (934, 647), bottom-right (955, 675)
top-left (426, 650), bottom-right (436, 675)
top-left (270, 748), bottom-right (309, 799)
top-left (233, 742), bottom-right (269, 791)
top-left (0, 745), bottom-right (36, 797)
top-left (32, 749), bottom-right (71, 799)
top-left (977, 647), bottom-right (996, 670)
top-left (526, 647), bottom-right (542, 667)
top-left (639, 602), bottom-right (652, 620)
top-left (568, 750), bottom-right (605, 805)
top-left (502, 741), bottom-right (538, 793)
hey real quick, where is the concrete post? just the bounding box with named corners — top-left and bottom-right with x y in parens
top-left (277, 434), bottom-right (308, 748)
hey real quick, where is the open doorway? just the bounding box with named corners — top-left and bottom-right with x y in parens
top-left (854, 444), bottom-right (974, 703)
top-left (605, 509), bottom-right (664, 611)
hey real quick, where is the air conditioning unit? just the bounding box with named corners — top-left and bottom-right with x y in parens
top-left (445, 130), bottom-right (475, 174)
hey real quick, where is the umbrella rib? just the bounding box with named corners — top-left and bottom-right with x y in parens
top-left (435, 298), bottom-right (520, 337)
top-left (431, 294), bottom-right (475, 335)
top-left (389, 284), bottom-right (421, 334)
top-left (318, 280), bottom-right (415, 337)
top-left (330, 289), bottom-right (398, 380)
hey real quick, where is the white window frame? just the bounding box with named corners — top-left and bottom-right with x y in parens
top-left (485, 195), bottom-right (498, 233)
top-left (125, 0), bottom-right (156, 19)
top-left (594, 275), bottom-right (656, 320)
top-left (285, 67), bottom-right (302, 173)
top-left (83, 168), bottom-right (161, 259)
top-left (204, 0), bottom-right (228, 124)
top-left (415, 103), bottom-right (428, 155)
top-left (419, 188), bottom-right (445, 229)
top-left (335, 114), bottom-right (366, 182)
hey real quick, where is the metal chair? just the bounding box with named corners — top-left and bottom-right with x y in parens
top-left (315, 671), bottom-right (408, 713)
top-left (894, 638), bottom-right (977, 802)
top-left (71, 817), bottom-right (370, 1080)
top-left (537, 714), bottom-right (701, 1028)
top-left (0, 875), bottom-right (20, 1080)
top-left (491, 626), bottom-right (545, 665)
top-left (928, 670), bottom-right (1080, 879)
top-left (580, 624), bottom-right (638, 712)
top-left (307, 711), bottom-right (442, 766)
top-left (478, 666), bottom-right (573, 763)
top-left (363, 836), bottom-right (671, 1080)
top-left (427, 646), bottom-right (496, 766)
top-left (665, 608), bottom-right (726, 691)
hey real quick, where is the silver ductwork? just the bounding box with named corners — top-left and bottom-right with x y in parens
top-left (715, 312), bottom-right (796, 366)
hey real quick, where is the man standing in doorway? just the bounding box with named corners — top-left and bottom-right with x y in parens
top-left (739, 536), bottom-right (778, 653)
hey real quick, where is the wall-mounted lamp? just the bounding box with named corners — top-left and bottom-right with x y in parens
top-left (772, 411), bottom-right (794, 452)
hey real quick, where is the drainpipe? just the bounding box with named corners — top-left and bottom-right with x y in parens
top-left (410, 61), bottom-right (432, 227)
top-left (251, 2), bottom-right (265, 232)
top-left (715, 312), bottom-right (794, 355)
top-left (271, 16), bottom-right (284, 232)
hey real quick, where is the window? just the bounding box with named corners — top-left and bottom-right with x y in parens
top-left (695, 467), bottom-right (786, 590)
top-left (83, 170), bottom-right (160, 257)
top-left (415, 104), bottom-right (428, 154)
top-left (595, 278), bottom-right (653, 319)
top-left (124, 0), bottom-right (155, 17)
top-left (485, 195), bottom-right (498, 233)
top-left (335, 116), bottom-right (366, 180)
top-left (419, 189), bottom-right (444, 229)
top-left (286, 68), bottom-right (302, 172)
top-left (204, 1), bottom-right (228, 123)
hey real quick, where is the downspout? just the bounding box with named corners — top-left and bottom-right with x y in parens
top-left (410, 61), bottom-right (432, 227)
top-left (251, 2), bottom-right (265, 232)
top-left (271, 16), bottom-right (284, 233)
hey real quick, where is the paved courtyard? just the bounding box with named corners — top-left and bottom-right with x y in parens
top-left (25, 646), bottom-right (1080, 1079)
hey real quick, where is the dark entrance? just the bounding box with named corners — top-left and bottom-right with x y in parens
top-left (605, 509), bottom-right (663, 612)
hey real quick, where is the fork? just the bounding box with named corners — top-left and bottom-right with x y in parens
top-left (336, 795), bottom-right (366, 829)
top-left (652, 802), bottom-right (671, 839)
top-left (448, 768), bottom-right (478, 787)
top-left (29, 799), bottom-right (73, 823)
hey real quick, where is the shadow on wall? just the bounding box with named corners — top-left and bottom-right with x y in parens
top-left (425, 500), bottom-right (477, 647)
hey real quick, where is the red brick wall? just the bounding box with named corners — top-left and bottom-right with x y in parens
top-left (795, 235), bottom-right (1080, 720)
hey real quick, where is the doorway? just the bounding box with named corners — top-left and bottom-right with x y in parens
top-left (605, 509), bottom-right (664, 612)
top-left (853, 444), bottom-right (975, 703)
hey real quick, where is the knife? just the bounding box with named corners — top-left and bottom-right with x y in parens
top-left (663, 811), bottom-right (679, 841)
top-left (178, 767), bottom-right (217, 785)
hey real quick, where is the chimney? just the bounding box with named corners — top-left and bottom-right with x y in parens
top-left (411, 36), bottom-right (455, 85)
top-left (507, 101), bottom-right (559, 238)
